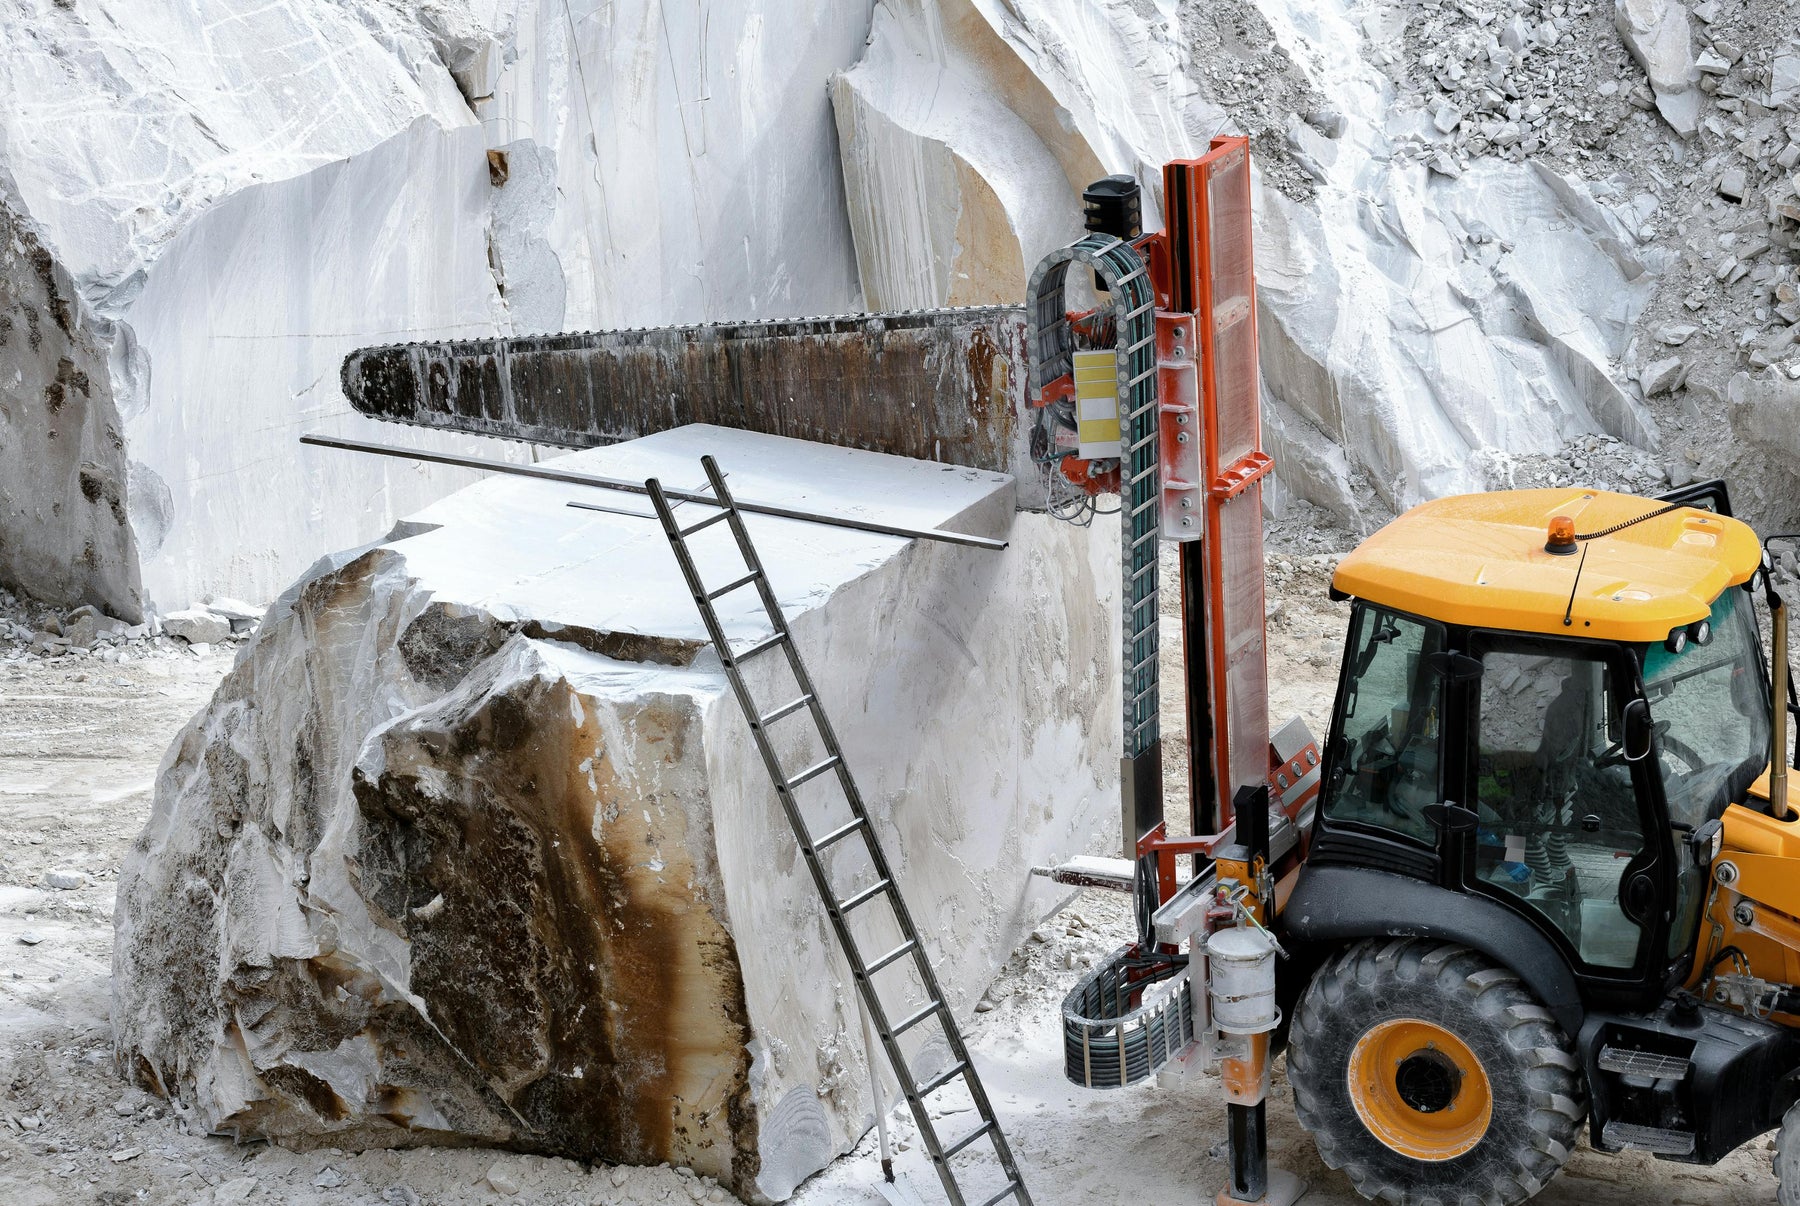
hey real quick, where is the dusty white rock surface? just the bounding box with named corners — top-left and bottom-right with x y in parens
top-left (1616, 0), bottom-right (1703, 135)
top-left (1, 0), bottom-right (876, 616)
top-left (111, 425), bottom-right (1118, 1201)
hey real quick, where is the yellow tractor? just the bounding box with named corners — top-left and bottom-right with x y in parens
top-left (1030, 147), bottom-right (1800, 1205)
top-left (1281, 483), bottom-right (1799, 1204)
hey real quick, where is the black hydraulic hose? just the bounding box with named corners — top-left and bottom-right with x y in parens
top-left (1702, 944), bottom-right (1747, 983)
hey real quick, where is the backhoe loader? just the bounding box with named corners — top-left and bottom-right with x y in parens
top-left (1031, 141), bottom-right (1800, 1206)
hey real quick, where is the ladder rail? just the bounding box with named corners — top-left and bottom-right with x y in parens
top-left (647, 457), bottom-right (1031, 1206)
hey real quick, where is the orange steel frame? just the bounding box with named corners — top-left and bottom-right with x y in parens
top-left (1133, 138), bottom-right (1285, 906)
top-left (1037, 137), bottom-right (1311, 912)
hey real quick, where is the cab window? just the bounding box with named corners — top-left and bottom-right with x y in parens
top-left (1470, 643), bottom-right (1645, 970)
top-left (1642, 587), bottom-right (1770, 828)
top-left (1320, 606), bottom-right (1445, 845)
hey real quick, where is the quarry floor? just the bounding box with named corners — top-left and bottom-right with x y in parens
top-left (0, 552), bottom-right (1781, 1205)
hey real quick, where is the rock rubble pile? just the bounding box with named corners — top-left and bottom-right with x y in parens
top-left (0, 589), bottom-right (258, 662)
top-left (1379, 0), bottom-right (1652, 173)
top-left (1364, 0), bottom-right (1800, 528)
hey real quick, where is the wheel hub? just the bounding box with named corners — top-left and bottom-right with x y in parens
top-left (1348, 1018), bottom-right (1493, 1162)
top-left (1394, 1049), bottom-right (1460, 1114)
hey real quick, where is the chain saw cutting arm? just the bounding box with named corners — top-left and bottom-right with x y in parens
top-left (339, 307), bottom-right (1051, 500)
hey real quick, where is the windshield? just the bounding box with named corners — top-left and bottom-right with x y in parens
top-left (1642, 587), bottom-right (1770, 827)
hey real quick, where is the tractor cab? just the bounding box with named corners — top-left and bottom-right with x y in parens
top-left (1305, 488), bottom-right (1769, 1009)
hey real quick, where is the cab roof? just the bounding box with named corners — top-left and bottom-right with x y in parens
top-left (1332, 488), bottom-right (1762, 644)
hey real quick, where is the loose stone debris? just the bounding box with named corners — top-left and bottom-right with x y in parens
top-left (0, 588), bottom-right (258, 665)
top-left (1362, 0), bottom-right (1800, 528)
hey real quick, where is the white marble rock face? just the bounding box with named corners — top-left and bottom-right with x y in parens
top-left (0, 0), bottom-right (875, 616)
top-left (2, 0), bottom-right (1701, 616)
top-left (831, 0), bottom-right (1666, 529)
top-left (112, 426), bottom-right (1119, 1202)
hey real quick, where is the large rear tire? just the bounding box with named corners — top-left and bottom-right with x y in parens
top-left (1776, 1099), bottom-right (1800, 1205)
top-left (1288, 938), bottom-right (1586, 1206)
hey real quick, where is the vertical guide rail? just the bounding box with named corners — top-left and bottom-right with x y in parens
top-left (1163, 138), bottom-right (1272, 835)
top-left (647, 457), bottom-right (1031, 1206)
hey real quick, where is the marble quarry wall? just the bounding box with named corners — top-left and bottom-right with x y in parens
top-left (5, 0), bottom-right (1798, 613)
top-left (830, 0), bottom-right (1689, 529)
top-left (0, 0), bottom-right (874, 617)
top-left (113, 426), bottom-right (1118, 1201)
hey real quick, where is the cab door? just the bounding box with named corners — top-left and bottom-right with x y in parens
top-left (1463, 634), bottom-right (1663, 982)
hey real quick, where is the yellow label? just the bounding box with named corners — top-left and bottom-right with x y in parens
top-left (1073, 350), bottom-right (1120, 458)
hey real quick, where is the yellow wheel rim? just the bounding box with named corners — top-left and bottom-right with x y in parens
top-left (1347, 1018), bottom-right (1493, 1162)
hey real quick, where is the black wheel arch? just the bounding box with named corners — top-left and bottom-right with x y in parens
top-left (1280, 864), bottom-right (1584, 1036)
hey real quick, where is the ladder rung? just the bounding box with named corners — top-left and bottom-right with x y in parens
top-left (677, 508), bottom-right (732, 537)
top-left (864, 938), bottom-right (918, 974)
top-left (918, 1060), bottom-right (969, 1096)
top-left (814, 815), bottom-right (867, 852)
top-left (977, 1184), bottom-right (1026, 1206)
top-left (890, 1000), bottom-right (945, 1037)
top-left (838, 879), bottom-right (891, 911)
top-left (940, 1120), bottom-right (995, 1159)
top-left (706, 570), bottom-right (761, 601)
top-left (725, 632), bottom-right (787, 664)
top-left (756, 694), bottom-right (814, 727)
top-left (784, 755), bottom-right (842, 791)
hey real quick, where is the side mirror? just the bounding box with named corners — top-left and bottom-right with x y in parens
top-left (1623, 698), bottom-right (1653, 763)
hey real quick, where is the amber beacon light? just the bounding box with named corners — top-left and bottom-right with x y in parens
top-left (1545, 515), bottom-right (1578, 556)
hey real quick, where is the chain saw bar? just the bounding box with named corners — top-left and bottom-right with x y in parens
top-left (339, 307), bottom-right (1046, 501)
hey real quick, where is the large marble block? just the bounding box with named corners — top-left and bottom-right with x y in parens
top-left (113, 425), bottom-right (1118, 1201)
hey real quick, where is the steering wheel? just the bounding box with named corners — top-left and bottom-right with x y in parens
top-left (1597, 721), bottom-right (1705, 774)
top-left (1656, 725), bottom-right (1706, 776)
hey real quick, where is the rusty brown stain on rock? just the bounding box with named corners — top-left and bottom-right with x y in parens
top-left (517, 621), bottom-right (704, 667)
top-left (352, 665), bottom-right (757, 1185)
top-left (397, 604), bottom-right (705, 696)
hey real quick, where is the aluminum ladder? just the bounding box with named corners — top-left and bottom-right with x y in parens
top-left (646, 455), bottom-right (1031, 1206)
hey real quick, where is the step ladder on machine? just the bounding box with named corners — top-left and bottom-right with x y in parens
top-left (646, 456), bottom-right (1032, 1206)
